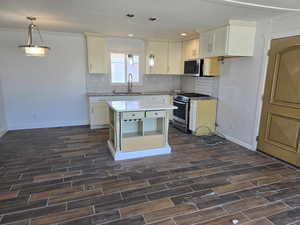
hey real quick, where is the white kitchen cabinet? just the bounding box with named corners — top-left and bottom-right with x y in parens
top-left (86, 34), bottom-right (107, 74)
top-left (200, 32), bottom-right (214, 58)
top-left (146, 41), bottom-right (169, 74)
top-left (200, 20), bottom-right (256, 58)
top-left (213, 26), bottom-right (228, 57)
top-left (146, 41), bottom-right (182, 75)
top-left (168, 42), bottom-right (182, 75)
top-left (89, 101), bottom-right (109, 129)
top-left (182, 39), bottom-right (200, 61)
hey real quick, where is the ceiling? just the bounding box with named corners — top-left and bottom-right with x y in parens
top-left (0, 0), bottom-right (299, 40)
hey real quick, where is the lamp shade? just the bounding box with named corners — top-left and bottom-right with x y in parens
top-left (19, 45), bottom-right (50, 57)
top-left (19, 17), bottom-right (50, 57)
top-left (149, 54), bottom-right (155, 67)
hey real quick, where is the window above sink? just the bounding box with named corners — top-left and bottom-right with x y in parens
top-left (110, 53), bottom-right (140, 85)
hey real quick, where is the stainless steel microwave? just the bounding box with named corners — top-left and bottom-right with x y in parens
top-left (184, 58), bottom-right (220, 77)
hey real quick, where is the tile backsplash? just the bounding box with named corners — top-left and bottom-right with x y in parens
top-left (181, 76), bottom-right (219, 97)
top-left (86, 73), bottom-right (218, 97)
top-left (86, 74), bottom-right (181, 93)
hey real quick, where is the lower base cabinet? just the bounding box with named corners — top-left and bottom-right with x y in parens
top-left (89, 101), bottom-right (109, 129)
top-left (189, 99), bottom-right (217, 136)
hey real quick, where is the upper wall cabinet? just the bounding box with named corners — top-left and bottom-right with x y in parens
top-left (200, 20), bottom-right (256, 58)
top-left (168, 41), bottom-right (182, 75)
top-left (146, 41), bottom-right (182, 75)
top-left (85, 33), bottom-right (108, 74)
top-left (146, 41), bottom-right (169, 75)
top-left (182, 38), bottom-right (200, 61)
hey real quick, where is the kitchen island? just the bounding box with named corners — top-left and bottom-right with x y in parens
top-left (106, 100), bottom-right (177, 160)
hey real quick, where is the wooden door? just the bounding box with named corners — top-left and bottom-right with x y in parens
top-left (258, 36), bottom-right (300, 167)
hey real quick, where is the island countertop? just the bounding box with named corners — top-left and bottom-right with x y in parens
top-left (106, 100), bottom-right (177, 112)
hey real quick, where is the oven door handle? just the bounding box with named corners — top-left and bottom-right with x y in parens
top-left (173, 100), bottom-right (187, 105)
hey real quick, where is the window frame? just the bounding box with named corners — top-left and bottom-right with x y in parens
top-left (109, 52), bottom-right (142, 86)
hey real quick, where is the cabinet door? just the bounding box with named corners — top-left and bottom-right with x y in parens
top-left (182, 39), bottom-right (200, 60)
top-left (213, 26), bottom-right (228, 57)
top-left (90, 101), bottom-right (109, 127)
top-left (190, 39), bottom-right (200, 59)
top-left (201, 32), bottom-right (214, 58)
top-left (146, 41), bottom-right (169, 74)
top-left (86, 36), bottom-right (107, 74)
top-left (227, 25), bottom-right (256, 56)
top-left (182, 40), bottom-right (189, 61)
top-left (168, 42), bottom-right (182, 74)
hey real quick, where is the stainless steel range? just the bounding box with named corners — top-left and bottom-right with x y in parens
top-left (173, 93), bottom-right (210, 133)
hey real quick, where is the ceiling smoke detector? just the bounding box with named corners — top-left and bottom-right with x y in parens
top-left (126, 14), bottom-right (135, 18)
top-left (148, 17), bottom-right (157, 21)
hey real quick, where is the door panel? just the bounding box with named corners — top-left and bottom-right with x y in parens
top-left (258, 36), bottom-right (300, 167)
top-left (266, 113), bottom-right (300, 151)
top-left (272, 46), bottom-right (300, 107)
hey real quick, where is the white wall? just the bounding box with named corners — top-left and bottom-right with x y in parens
top-left (0, 78), bottom-right (7, 137)
top-left (216, 20), bottom-right (267, 149)
top-left (216, 12), bottom-right (300, 150)
top-left (0, 29), bottom-right (89, 130)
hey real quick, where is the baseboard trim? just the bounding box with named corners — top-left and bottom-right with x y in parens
top-left (0, 129), bottom-right (7, 138)
top-left (8, 120), bottom-right (89, 131)
top-left (108, 140), bottom-right (172, 161)
top-left (215, 130), bottom-right (254, 151)
top-left (90, 124), bottom-right (109, 129)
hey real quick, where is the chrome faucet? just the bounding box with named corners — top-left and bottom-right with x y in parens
top-left (128, 73), bottom-right (133, 93)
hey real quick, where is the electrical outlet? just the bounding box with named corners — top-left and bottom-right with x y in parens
top-left (32, 113), bottom-right (37, 120)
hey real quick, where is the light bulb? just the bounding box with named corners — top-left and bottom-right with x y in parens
top-left (149, 54), bottom-right (155, 67)
top-left (128, 54), bottom-right (134, 65)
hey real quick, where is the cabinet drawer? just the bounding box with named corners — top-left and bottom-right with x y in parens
top-left (146, 111), bottom-right (166, 118)
top-left (122, 111), bottom-right (145, 120)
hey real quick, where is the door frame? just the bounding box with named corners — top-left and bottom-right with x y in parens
top-left (253, 25), bottom-right (300, 150)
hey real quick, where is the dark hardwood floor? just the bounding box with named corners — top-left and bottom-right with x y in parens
top-left (0, 126), bottom-right (300, 225)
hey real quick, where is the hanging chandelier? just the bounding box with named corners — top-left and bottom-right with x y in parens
top-left (19, 17), bottom-right (50, 57)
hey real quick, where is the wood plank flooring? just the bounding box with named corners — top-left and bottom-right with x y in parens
top-left (0, 126), bottom-right (300, 225)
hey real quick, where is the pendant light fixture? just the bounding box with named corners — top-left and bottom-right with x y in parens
top-left (128, 54), bottom-right (134, 65)
top-left (149, 54), bottom-right (155, 67)
top-left (19, 17), bottom-right (50, 57)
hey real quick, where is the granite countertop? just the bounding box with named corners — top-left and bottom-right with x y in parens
top-left (106, 100), bottom-right (177, 112)
top-left (87, 91), bottom-right (178, 97)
